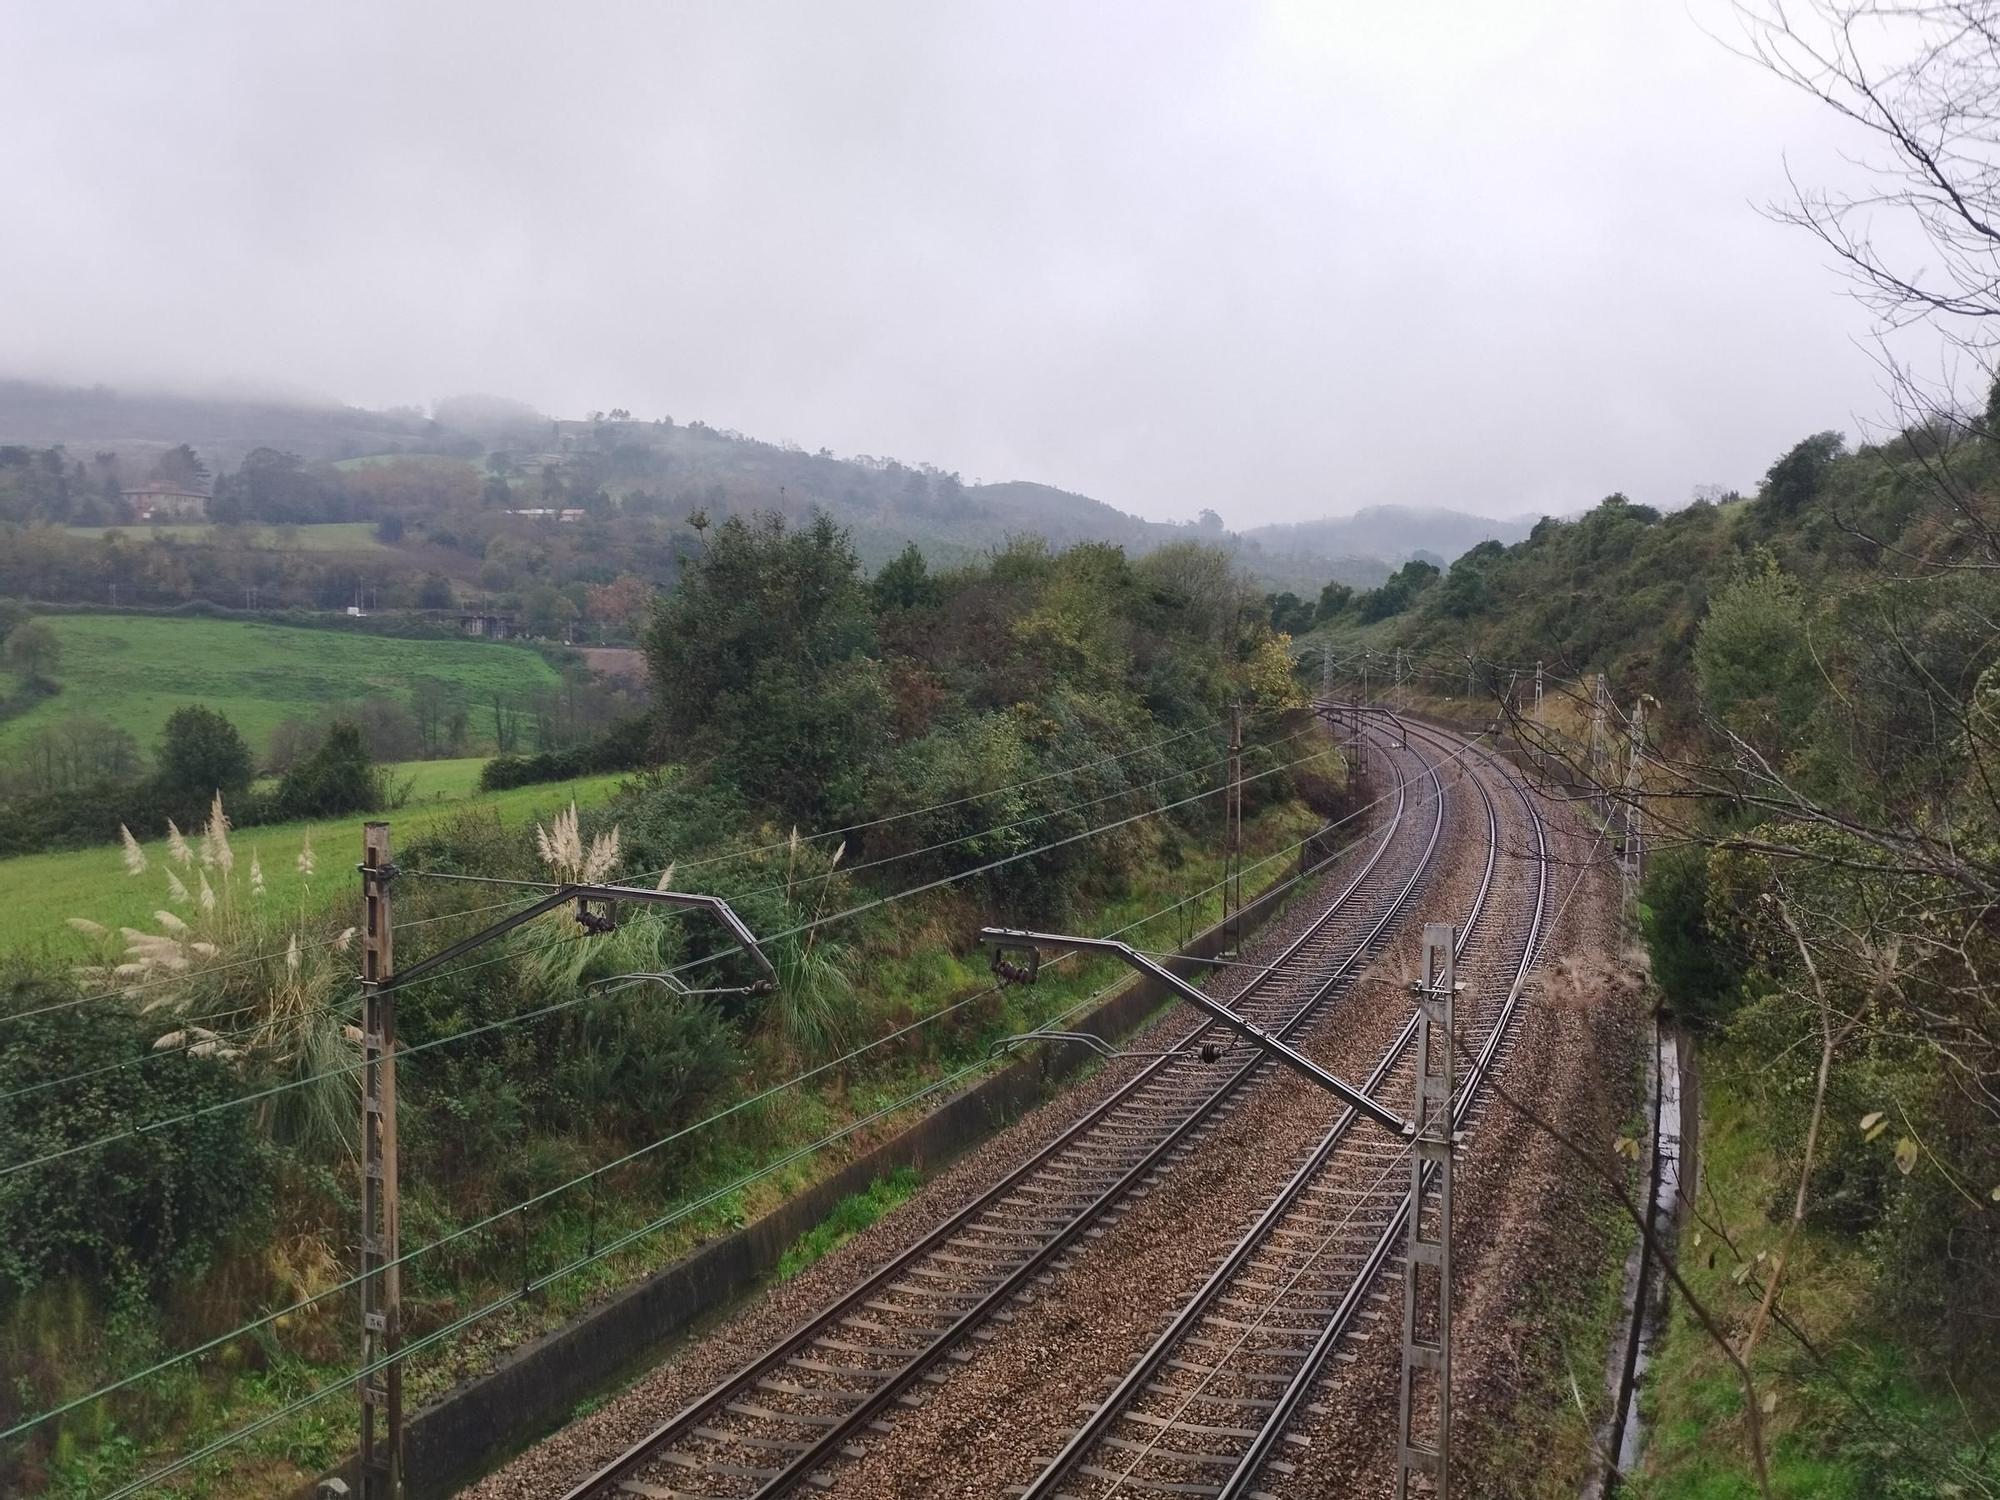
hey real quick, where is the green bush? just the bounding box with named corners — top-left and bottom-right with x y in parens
top-left (268, 719), bottom-right (381, 820)
top-left (1640, 847), bottom-right (1744, 1030)
top-left (0, 978), bottom-right (270, 1301)
top-left (478, 712), bottom-right (655, 791)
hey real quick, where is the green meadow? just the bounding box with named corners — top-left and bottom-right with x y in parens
top-left (0, 613), bottom-right (563, 757)
top-left (62, 521), bottom-right (388, 549)
top-left (0, 770), bottom-right (626, 961)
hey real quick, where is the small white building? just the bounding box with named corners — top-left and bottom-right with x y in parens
top-left (123, 484), bottom-right (210, 521)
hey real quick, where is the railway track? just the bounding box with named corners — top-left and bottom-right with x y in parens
top-left (1016, 712), bottom-right (1552, 1500)
top-left (562, 721), bottom-right (1467, 1500)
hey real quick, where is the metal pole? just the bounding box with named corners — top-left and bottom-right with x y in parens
top-left (1397, 923), bottom-right (1455, 1500)
top-left (1590, 674), bottom-right (1610, 822)
top-left (1534, 659), bottom-right (1543, 711)
top-left (1622, 699), bottom-right (1646, 886)
top-left (977, 928), bottom-right (1413, 1136)
top-left (359, 822), bottom-right (402, 1500)
top-left (1322, 646), bottom-right (1333, 705)
top-left (1226, 702), bottom-right (1243, 952)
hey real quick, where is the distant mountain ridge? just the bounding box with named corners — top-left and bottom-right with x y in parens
top-left (1240, 506), bottom-right (1540, 568)
top-left (0, 377), bottom-right (1518, 587)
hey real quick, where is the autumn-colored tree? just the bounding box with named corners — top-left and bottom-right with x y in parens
top-left (585, 574), bottom-right (652, 639)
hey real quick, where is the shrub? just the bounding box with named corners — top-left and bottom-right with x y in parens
top-left (1640, 846), bottom-right (1745, 1030)
top-left (0, 976), bottom-right (270, 1301)
top-left (268, 719), bottom-right (382, 820)
top-left (478, 712), bottom-right (655, 791)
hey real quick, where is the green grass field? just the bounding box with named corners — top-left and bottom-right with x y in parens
top-left (0, 771), bottom-right (626, 961)
top-left (254, 756), bottom-right (491, 801)
top-left (63, 521), bottom-right (388, 550)
top-left (0, 613), bottom-right (562, 757)
top-left (384, 755), bottom-right (491, 802)
top-left (332, 453), bottom-right (480, 474)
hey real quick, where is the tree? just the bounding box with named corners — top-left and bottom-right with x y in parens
top-left (1356, 558), bottom-right (1439, 623)
top-left (153, 443), bottom-right (209, 489)
top-left (1757, 430), bottom-right (1845, 518)
top-left (584, 574), bottom-right (652, 638)
top-left (1264, 591), bottom-right (1314, 635)
top-left (1638, 847), bottom-right (1744, 1029)
top-left (1691, 569), bottom-right (1816, 749)
top-left (217, 448), bottom-right (322, 524)
top-left (4, 619), bottom-right (60, 686)
top-left (522, 584), bottom-right (579, 640)
top-left (1245, 631), bottom-right (1309, 708)
top-left (156, 705), bottom-right (253, 801)
top-left (417, 572), bottom-right (455, 610)
top-left (270, 719), bottom-right (380, 819)
top-left (644, 511), bottom-right (882, 822)
top-left (872, 543), bottom-right (939, 613)
top-left (1316, 580), bottom-right (1353, 619)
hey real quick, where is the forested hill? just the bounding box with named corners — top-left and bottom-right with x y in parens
top-left (1310, 425), bottom-right (1945, 728)
top-left (0, 375), bottom-right (1506, 589)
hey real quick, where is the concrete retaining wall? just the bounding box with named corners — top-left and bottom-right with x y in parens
top-left (307, 831), bottom-right (1336, 1499)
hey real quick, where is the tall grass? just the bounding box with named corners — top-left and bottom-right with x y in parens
top-left (71, 793), bottom-right (361, 1157)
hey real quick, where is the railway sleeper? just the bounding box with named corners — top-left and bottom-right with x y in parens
top-left (1075, 1463), bottom-right (1225, 1495)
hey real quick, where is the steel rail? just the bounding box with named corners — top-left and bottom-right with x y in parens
top-left (1212, 724), bottom-right (1550, 1500)
top-left (561, 724), bottom-right (1450, 1500)
top-left (1016, 710), bottom-right (1504, 1500)
top-left (1016, 712), bottom-right (1550, 1500)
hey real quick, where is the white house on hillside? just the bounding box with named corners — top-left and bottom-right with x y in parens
top-left (123, 484), bottom-right (210, 521)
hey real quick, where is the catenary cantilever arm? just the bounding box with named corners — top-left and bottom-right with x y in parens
top-left (387, 882), bottom-right (778, 993)
top-left (977, 927), bottom-right (1413, 1138)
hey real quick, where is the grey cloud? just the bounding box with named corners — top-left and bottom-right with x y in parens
top-left (0, 1), bottom-right (1898, 524)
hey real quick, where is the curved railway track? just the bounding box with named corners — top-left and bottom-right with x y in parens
top-left (1016, 711), bottom-right (1551, 1500)
top-left (563, 721), bottom-right (1469, 1500)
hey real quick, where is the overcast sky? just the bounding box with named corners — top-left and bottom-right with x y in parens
top-left (0, 2), bottom-right (1907, 525)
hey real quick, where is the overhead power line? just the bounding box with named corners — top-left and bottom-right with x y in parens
top-left (6, 795), bottom-right (1380, 1456)
top-left (2, 740), bottom-right (1341, 1183)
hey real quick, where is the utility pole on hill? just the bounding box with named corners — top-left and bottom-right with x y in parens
top-left (1589, 674), bottom-right (1611, 822)
top-left (1622, 697), bottom-right (1647, 886)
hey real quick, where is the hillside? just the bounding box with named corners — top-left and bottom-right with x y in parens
top-left (1240, 504), bottom-right (1538, 568)
top-left (0, 378), bottom-right (1393, 590)
top-left (1307, 425), bottom-right (2000, 1496)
